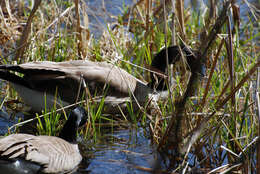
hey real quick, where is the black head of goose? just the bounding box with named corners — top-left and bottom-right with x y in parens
top-left (0, 106), bottom-right (87, 174)
top-left (0, 45), bottom-right (202, 112)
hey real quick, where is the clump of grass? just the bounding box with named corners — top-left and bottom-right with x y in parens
top-left (36, 109), bottom-right (63, 136)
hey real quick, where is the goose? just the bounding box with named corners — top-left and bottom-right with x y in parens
top-left (0, 106), bottom-right (87, 174)
top-left (0, 45), bottom-right (202, 112)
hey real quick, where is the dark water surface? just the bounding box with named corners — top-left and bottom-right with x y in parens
top-left (82, 128), bottom-right (157, 174)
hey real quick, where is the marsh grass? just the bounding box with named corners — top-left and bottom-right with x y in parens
top-left (0, 0), bottom-right (259, 173)
top-left (36, 108), bottom-right (63, 136)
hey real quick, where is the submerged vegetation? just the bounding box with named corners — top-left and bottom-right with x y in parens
top-left (0, 0), bottom-right (259, 173)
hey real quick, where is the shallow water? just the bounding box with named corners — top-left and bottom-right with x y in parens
top-left (0, 108), bottom-right (24, 135)
top-left (85, 0), bottom-right (133, 38)
top-left (87, 0), bottom-right (259, 39)
top-left (81, 128), bottom-right (158, 174)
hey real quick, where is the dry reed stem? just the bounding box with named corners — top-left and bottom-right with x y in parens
top-left (145, 0), bottom-right (150, 32)
top-left (256, 55), bottom-right (260, 174)
top-left (163, 0), bottom-right (169, 89)
top-left (74, 0), bottom-right (83, 58)
top-left (170, 0), bottom-right (176, 45)
top-left (199, 39), bottom-right (224, 113)
top-left (176, 0), bottom-right (185, 40)
top-left (231, 3), bottom-right (240, 35)
top-left (200, 0), bottom-right (231, 59)
top-left (209, 0), bottom-right (217, 19)
top-left (226, 16), bottom-right (235, 108)
top-left (14, 0), bottom-right (42, 61)
top-left (73, 0), bottom-right (90, 59)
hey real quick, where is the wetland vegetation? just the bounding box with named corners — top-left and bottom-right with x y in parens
top-left (0, 0), bottom-right (259, 173)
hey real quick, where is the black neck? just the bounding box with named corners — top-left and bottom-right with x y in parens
top-left (59, 116), bottom-right (78, 143)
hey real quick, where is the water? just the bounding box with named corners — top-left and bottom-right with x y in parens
top-left (85, 0), bottom-right (133, 38)
top-left (0, 108), bottom-right (24, 135)
top-left (87, 0), bottom-right (259, 39)
top-left (82, 128), bottom-right (157, 174)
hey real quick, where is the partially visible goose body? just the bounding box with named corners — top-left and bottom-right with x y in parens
top-left (0, 45), bottom-right (202, 112)
top-left (0, 107), bottom-right (87, 174)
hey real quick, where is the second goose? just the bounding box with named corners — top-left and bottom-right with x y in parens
top-left (0, 106), bottom-right (88, 174)
top-left (0, 45), bottom-right (201, 112)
